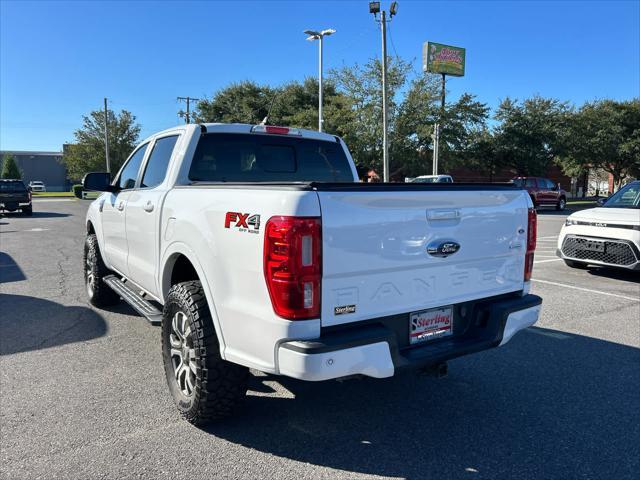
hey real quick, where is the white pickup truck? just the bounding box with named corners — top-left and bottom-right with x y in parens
top-left (83, 123), bottom-right (542, 425)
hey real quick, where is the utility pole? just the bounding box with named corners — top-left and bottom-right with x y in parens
top-left (177, 96), bottom-right (200, 124)
top-left (104, 97), bottom-right (110, 173)
top-left (370, 2), bottom-right (398, 182)
top-left (304, 29), bottom-right (335, 132)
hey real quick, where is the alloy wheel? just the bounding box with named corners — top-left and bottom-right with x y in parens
top-left (169, 311), bottom-right (197, 397)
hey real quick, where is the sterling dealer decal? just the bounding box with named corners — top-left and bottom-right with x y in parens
top-left (334, 305), bottom-right (356, 315)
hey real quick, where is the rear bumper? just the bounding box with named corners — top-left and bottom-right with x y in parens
top-left (277, 294), bottom-right (542, 381)
top-left (0, 200), bottom-right (31, 210)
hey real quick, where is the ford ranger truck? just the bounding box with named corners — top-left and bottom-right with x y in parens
top-left (82, 123), bottom-right (542, 425)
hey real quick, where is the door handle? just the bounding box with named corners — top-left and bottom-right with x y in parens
top-left (117, 201), bottom-right (125, 211)
top-left (143, 201), bottom-right (154, 213)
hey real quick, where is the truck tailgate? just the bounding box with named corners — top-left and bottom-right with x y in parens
top-left (318, 186), bottom-right (529, 326)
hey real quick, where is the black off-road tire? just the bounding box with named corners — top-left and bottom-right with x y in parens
top-left (84, 234), bottom-right (120, 307)
top-left (556, 197), bottom-right (566, 211)
top-left (162, 281), bottom-right (249, 425)
top-left (22, 205), bottom-right (32, 216)
top-left (564, 259), bottom-right (588, 269)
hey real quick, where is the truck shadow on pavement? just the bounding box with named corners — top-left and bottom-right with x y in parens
top-left (208, 327), bottom-right (640, 479)
top-left (0, 252), bottom-right (27, 283)
top-left (0, 294), bottom-right (107, 355)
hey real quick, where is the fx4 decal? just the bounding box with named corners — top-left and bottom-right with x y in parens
top-left (225, 212), bottom-right (261, 234)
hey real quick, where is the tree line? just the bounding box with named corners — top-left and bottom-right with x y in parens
top-left (62, 56), bottom-right (639, 188)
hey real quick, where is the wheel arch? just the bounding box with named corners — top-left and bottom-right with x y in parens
top-left (161, 244), bottom-right (227, 355)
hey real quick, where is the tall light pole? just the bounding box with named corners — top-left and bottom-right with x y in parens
top-left (304, 28), bottom-right (335, 132)
top-left (104, 97), bottom-right (110, 173)
top-left (370, 2), bottom-right (398, 182)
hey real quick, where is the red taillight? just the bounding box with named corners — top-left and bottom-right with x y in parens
top-left (263, 216), bottom-right (321, 320)
top-left (524, 207), bottom-right (537, 281)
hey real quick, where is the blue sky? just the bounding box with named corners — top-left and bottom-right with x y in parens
top-left (1, 0), bottom-right (639, 151)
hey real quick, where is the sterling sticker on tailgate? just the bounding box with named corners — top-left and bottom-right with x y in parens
top-left (410, 306), bottom-right (453, 344)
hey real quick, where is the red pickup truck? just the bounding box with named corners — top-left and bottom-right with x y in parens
top-left (513, 177), bottom-right (567, 211)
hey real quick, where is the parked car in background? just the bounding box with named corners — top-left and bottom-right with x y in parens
top-left (410, 174), bottom-right (454, 183)
top-left (0, 179), bottom-right (32, 215)
top-left (557, 180), bottom-right (640, 270)
top-left (28, 181), bottom-right (46, 192)
top-left (512, 177), bottom-right (567, 210)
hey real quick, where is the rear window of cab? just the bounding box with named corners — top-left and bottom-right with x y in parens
top-left (189, 133), bottom-right (354, 183)
top-left (0, 181), bottom-right (27, 192)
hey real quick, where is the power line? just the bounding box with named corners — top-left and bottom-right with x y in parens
top-left (177, 96), bottom-right (200, 124)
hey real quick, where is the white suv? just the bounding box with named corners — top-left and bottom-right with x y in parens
top-left (28, 181), bottom-right (46, 192)
top-left (558, 181), bottom-right (640, 270)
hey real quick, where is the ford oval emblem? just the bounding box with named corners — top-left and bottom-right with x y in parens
top-left (427, 241), bottom-right (461, 258)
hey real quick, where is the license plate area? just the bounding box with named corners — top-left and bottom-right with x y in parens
top-left (410, 306), bottom-right (453, 345)
top-left (584, 240), bottom-right (605, 253)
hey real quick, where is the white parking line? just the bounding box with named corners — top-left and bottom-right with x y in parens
top-left (531, 278), bottom-right (640, 302)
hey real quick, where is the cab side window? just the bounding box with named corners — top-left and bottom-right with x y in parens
top-left (117, 144), bottom-right (148, 190)
top-left (526, 178), bottom-right (537, 188)
top-left (141, 135), bottom-right (179, 189)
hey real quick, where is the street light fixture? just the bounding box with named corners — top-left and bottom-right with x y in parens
top-left (303, 28), bottom-right (335, 132)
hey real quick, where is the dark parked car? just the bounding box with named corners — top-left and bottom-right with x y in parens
top-left (0, 179), bottom-right (32, 215)
top-left (512, 177), bottom-right (567, 211)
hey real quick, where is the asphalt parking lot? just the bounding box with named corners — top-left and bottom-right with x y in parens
top-left (1, 199), bottom-right (639, 480)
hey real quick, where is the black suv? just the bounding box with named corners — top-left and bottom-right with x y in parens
top-left (0, 179), bottom-right (32, 216)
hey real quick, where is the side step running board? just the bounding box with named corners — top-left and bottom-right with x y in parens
top-left (103, 275), bottom-right (163, 326)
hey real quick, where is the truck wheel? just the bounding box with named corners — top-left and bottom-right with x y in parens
top-left (84, 234), bottom-right (120, 307)
top-left (162, 281), bottom-right (249, 425)
top-left (556, 197), bottom-right (566, 211)
top-left (564, 259), bottom-right (588, 269)
top-left (22, 206), bottom-right (32, 216)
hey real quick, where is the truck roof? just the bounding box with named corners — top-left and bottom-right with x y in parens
top-left (142, 123), bottom-right (340, 144)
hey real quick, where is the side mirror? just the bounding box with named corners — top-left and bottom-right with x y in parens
top-left (83, 172), bottom-right (115, 192)
top-left (596, 198), bottom-right (605, 207)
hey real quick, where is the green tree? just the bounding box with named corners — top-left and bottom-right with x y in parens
top-left (399, 89), bottom-right (490, 176)
top-left (330, 57), bottom-right (412, 173)
top-left (195, 78), bottom-right (352, 133)
top-left (492, 96), bottom-right (573, 176)
top-left (195, 81), bottom-right (275, 125)
top-left (64, 109), bottom-right (141, 180)
top-left (1, 154), bottom-right (21, 179)
top-left (557, 99), bottom-right (640, 190)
